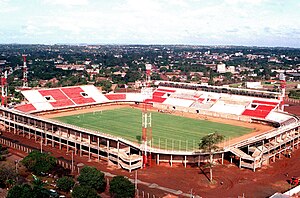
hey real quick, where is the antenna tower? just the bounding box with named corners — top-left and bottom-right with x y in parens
top-left (22, 55), bottom-right (28, 87)
top-left (1, 70), bottom-right (8, 106)
top-left (279, 73), bottom-right (286, 111)
top-left (145, 64), bottom-right (152, 87)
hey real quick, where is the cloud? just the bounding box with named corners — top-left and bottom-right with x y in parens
top-left (0, 0), bottom-right (299, 47)
top-left (0, 0), bottom-right (9, 3)
top-left (43, 0), bottom-right (89, 6)
top-left (164, 0), bottom-right (189, 7)
top-left (20, 20), bottom-right (54, 37)
top-left (0, 0), bottom-right (18, 13)
top-left (0, 6), bottom-right (18, 13)
top-left (226, 28), bottom-right (239, 33)
top-left (224, 0), bottom-right (268, 5)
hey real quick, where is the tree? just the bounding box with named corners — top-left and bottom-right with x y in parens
top-left (95, 80), bottom-right (112, 93)
top-left (151, 73), bottom-right (161, 80)
top-left (0, 144), bottom-right (8, 161)
top-left (199, 132), bottom-right (224, 182)
top-left (77, 166), bottom-right (106, 192)
top-left (288, 90), bottom-right (300, 99)
top-left (31, 174), bottom-right (51, 198)
top-left (7, 184), bottom-right (32, 198)
top-left (7, 180), bottom-right (50, 198)
top-left (159, 66), bottom-right (168, 73)
top-left (57, 176), bottom-right (75, 192)
top-left (21, 151), bottom-right (57, 175)
top-left (223, 72), bottom-right (233, 80)
top-left (124, 69), bottom-right (141, 82)
top-left (0, 166), bottom-right (17, 187)
top-left (109, 176), bottom-right (135, 198)
top-left (71, 185), bottom-right (100, 198)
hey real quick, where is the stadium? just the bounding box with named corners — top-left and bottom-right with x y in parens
top-left (1, 77), bottom-right (300, 173)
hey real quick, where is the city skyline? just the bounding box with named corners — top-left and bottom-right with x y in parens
top-left (0, 0), bottom-right (299, 48)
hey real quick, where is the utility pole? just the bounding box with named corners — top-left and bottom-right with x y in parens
top-left (135, 170), bottom-right (138, 198)
top-left (190, 189), bottom-right (194, 198)
top-left (67, 150), bottom-right (74, 173)
top-left (15, 160), bottom-right (19, 174)
top-left (135, 170), bottom-right (138, 190)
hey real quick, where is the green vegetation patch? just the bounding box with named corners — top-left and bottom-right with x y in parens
top-left (54, 107), bottom-right (253, 150)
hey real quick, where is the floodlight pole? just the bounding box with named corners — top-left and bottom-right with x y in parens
top-left (142, 102), bottom-right (152, 168)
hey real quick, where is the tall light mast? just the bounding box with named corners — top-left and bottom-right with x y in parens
top-left (279, 73), bottom-right (286, 111)
top-left (142, 103), bottom-right (152, 168)
top-left (141, 63), bottom-right (153, 168)
top-left (22, 54), bottom-right (28, 87)
top-left (1, 70), bottom-right (8, 107)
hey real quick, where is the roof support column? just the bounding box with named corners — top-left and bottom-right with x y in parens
top-left (8, 113), bottom-right (11, 133)
top-left (34, 121), bottom-right (37, 142)
top-left (51, 125), bottom-right (54, 148)
top-left (221, 153), bottom-right (224, 165)
top-left (107, 139), bottom-right (110, 161)
top-left (45, 123), bottom-right (47, 146)
top-left (59, 127), bottom-right (62, 150)
top-left (13, 114), bottom-right (16, 134)
top-left (117, 141), bottom-right (120, 167)
top-left (74, 131), bottom-right (77, 155)
top-left (129, 157), bottom-right (132, 173)
top-left (88, 135), bottom-right (91, 161)
top-left (80, 132), bottom-right (82, 157)
top-left (97, 137), bottom-right (100, 162)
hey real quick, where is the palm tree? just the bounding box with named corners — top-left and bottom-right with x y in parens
top-left (199, 132), bottom-right (224, 182)
top-left (31, 174), bottom-right (51, 197)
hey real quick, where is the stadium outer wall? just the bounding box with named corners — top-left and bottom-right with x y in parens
top-left (0, 101), bottom-right (300, 172)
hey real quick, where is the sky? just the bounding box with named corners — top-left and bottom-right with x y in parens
top-left (0, 0), bottom-right (299, 47)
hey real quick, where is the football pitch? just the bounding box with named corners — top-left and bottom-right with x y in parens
top-left (54, 107), bottom-right (253, 150)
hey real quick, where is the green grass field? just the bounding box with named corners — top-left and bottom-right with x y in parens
top-left (54, 107), bottom-right (253, 150)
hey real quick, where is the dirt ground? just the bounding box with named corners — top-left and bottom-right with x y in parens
top-left (286, 106), bottom-right (300, 116)
top-left (282, 97), bottom-right (300, 115)
top-left (2, 131), bottom-right (300, 198)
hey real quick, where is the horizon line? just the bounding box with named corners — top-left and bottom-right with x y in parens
top-left (0, 43), bottom-right (299, 49)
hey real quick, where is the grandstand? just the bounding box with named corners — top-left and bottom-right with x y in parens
top-left (5, 81), bottom-right (300, 172)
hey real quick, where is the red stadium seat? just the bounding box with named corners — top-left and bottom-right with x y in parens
top-left (252, 100), bottom-right (279, 106)
top-left (39, 89), bottom-right (74, 107)
top-left (144, 96), bottom-right (167, 103)
top-left (242, 105), bottom-right (276, 119)
top-left (61, 87), bottom-right (96, 105)
top-left (105, 94), bottom-right (126, 100)
top-left (15, 104), bottom-right (36, 112)
top-left (156, 88), bottom-right (176, 92)
top-left (152, 91), bottom-right (166, 97)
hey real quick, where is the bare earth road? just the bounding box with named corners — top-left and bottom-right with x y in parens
top-left (2, 131), bottom-right (300, 198)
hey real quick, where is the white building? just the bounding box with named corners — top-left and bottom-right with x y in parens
top-left (246, 82), bottom-right (263, 89)
top-left (217, 63), bottom-right (226, 73)
top-left (228, 66), bottom-right (235, 73)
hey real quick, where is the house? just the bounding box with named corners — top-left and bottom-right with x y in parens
top-left (55, 64), bottom-right (85, 71)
